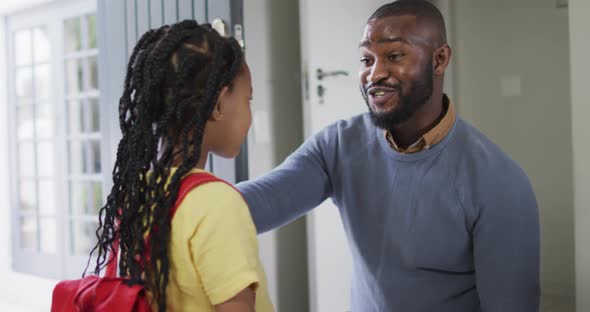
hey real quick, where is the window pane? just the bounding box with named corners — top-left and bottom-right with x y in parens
top-left (65, 58), bottom-right (83, 95)
top-left (36, 101), bottom-right (55, 139)
top-left (40, 217), bottom-right (57, 254)
top-left (34, 64), bottom-right (51, 100)
top-left (68, 140), bottom-right (102, 174)
top-left (70, 181), bottom-right (102, 216)
top-left (79, 100), bottom-right (102, 134)
top-left (88, 56), bottom-right (99, 91)
top-left (33, 27), bottom-right (50, 63)
top-left (67, 100), bottom-right (82, 135)
top-left (64, 17), bottom-right (82, 53)
top-left (68, 140), bottom-right (87, 174)
top-left (38, 180), bottom-right (56, 215)
top-left (16, 67), bottom-right (33, 98)
top-left (19, 180), bottom-right (37, 213)
top-left (70, 181), bottom-right (87, 216)
top-left (90, 141), bottom-right (101, 173)
top-left (87, 14), bottom-right (97, 49)
top-left (80, 99), bottom-right (89, 133)
top-left (14, 29), bottom-right (32, 66)
top-left (16, 104), bottom-right (35, 140)
top-left (71, 220), bottom-right (98, 255)
top-left (17, 96), bottom-right (31, 106)
top-left (37, 142), bottom-right (55, 177)
top-left (90, 182), bottom-right (103, 215)
top-left (88, 98), bottom-right (100, 132)
top-left (18, 143), bottom-right (36, 177)
top-left (20, 217), bottom-right (38, 250)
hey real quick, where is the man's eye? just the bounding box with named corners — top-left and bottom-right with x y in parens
top-left (360, 58), bottom-right (372, 65)
top-left (389, 53), bottom-right (403, 61)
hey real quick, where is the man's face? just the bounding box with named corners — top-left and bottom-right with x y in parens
top-left (359, 15), bottom-right (434, 129)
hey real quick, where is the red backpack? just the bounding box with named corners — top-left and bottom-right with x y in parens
top-left (51, 173), bottom-right (223, 312)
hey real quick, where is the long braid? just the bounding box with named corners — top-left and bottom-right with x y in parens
top-left (89, 20), bottom-right (244, 311)
top-left (88, 27), bottom-right (166, 275)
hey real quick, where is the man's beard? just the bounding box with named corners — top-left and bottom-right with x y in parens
top-left (362, 61), bottom-right (434, 130)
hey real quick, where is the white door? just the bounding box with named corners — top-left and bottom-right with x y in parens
top-left (299, 1), bottom-right (391, 311)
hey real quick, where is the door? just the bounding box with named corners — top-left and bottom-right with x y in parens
top-left (98, 0), bottom-right (246, 184)
top-left (299, 1), bottom-right (391, 311)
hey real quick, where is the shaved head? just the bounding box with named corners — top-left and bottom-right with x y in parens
top-left (369, 0), bottom-right (447, 48)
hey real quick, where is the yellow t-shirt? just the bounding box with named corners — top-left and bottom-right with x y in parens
top-left (165, 169), bottom-right (274, 311)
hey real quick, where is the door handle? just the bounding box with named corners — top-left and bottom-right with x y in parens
top-left (315, 69), bottom-right (349, 104)
top-left (317, 85), bottom-right (326, 104)
top-left (316, 68), bottom-right (349, 80)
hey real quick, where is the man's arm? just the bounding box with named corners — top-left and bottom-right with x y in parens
top-left (472, 169), bottom-right (540, 311)
top-left (237, 130), bottom-right (334, 233)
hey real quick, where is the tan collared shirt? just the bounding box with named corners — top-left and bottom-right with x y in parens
top-left (385, 94), bottom-right (456, 154)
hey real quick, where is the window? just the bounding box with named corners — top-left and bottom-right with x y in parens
top-left (7, 0), bottom-right (106, 279)
top-left (13, 25), bottom-right (57, 254)
top-left (63, 14), bottom-right (103, 257)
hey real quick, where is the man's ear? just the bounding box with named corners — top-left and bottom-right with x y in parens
top-left (433, 44), bottom-right (452, 76)
top-left (210, 85), bottom-right (230, 121)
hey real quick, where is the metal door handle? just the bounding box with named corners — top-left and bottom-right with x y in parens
top-left (317, 85), bottom-right (325, 97)
top-left (316, 68), bottom-right (349, 80)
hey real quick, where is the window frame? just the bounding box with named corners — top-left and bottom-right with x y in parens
top-left (6, 0), bottom-right (108, 280)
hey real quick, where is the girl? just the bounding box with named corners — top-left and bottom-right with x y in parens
top-left (89, 20), bottom-right (273, 312)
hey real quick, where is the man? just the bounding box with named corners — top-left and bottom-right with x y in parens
top-left (237, 1), bottom-right (540, 311)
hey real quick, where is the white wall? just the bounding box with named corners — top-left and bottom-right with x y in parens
top-left (0, 0), bottom-right (55, 16)
top-left (569, 0), bottom-right (590, 310)
top-left (243, 0), bottom-right (309, 311)
top-left (452, 0), bottom-right (575, 301)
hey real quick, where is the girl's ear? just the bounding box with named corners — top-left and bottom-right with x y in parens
top-left (210, 85), bottom-right (230, 121)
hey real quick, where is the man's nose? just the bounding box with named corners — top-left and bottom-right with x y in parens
top-left (367, 61), bottom-right (388, 84)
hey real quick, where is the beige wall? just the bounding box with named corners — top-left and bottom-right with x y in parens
top-left (569, 0), bottom-right (590, 310)
top-left (452, 0), bottom-right (575, 299)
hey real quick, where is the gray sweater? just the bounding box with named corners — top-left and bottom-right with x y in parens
top-left (237, 113), bottom-right (540, 312)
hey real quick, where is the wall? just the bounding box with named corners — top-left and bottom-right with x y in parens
top-left (243, 0), bottom-right (309, 311)
top-left (569, 0), bottom-right (590, 310)
top-left (452, 0), bottom-right (575, 301)
top-left (0, 0), bottom-right (56, 16)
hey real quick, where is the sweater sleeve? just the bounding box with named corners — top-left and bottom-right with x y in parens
top-left (471, 166), bottom-right (541, 312)
top-left (236, 128), bottom-right (334, 234)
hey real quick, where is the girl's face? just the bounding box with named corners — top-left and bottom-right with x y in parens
top-left (205, 62), bottom-right (253, 159)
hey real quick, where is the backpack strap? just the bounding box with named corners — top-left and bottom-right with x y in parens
top-left (171, 172), bottom-right (225, 218)
top-left (105, 172), bottom-right (228, 278)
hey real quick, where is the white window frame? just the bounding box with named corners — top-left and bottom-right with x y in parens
top-left (6, 0), bottom-right (109, 280)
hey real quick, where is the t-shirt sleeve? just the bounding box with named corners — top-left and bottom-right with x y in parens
top-left (184, 181), bottom-right (261, 305)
